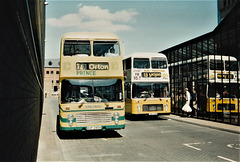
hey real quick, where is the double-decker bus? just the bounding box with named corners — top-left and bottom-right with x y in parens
top-left (57, 32), bottom-right (125, 133)
top-left (123, 53), bottom-right (171, 117)
top-left (170, 55), bottom-right (240, 115)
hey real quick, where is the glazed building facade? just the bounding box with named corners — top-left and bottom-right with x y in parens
top-left (161, 1), bottom-right (240, 125)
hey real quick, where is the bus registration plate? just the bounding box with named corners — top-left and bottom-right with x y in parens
top-left (149, 113), bottom-right (158, 115)
top-left (87, 126), bottom-right (102, 130)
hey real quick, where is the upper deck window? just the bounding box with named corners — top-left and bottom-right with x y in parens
top-left (151, 57), bottom-right (167, 69)
top-left (225, 61), bottom-right (238, 71)
top-left (63, 40), bottom-right (90, 56)
top-left (210, 59), bottom-right (224, 70)
top-left (93, 41), bottom-right (120, 57)
top-left (133, 58), bottom-right (150, 69)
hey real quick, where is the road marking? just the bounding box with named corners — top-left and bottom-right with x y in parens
top-left (183, 143), bottom-right (201, 151)
top-left (76, 154), bottom-right (122, 158)
top-left (217, 156), bottom-right (237, 162)
top-left (183, 142), bottom-right (213, 151)
top-left (227, 144), bottom-right (240, 150)
top-left (160, 130), bottom-right (181, 133)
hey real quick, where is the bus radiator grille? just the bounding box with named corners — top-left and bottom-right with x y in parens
top-left (143, 104), bottom-right (163, 111)
top-left (76, 112), bottom-right (112, 125)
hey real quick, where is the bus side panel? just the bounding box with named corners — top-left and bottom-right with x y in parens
top-left (208, 98), bottom-right (239, 113)
top-left (125, 98), bottom-right (132, 114)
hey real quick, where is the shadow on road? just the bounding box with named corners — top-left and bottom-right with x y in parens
top-left (126, 114), bottom-right (168, 121)
top-left (57, 129), bottom-right (122, 140)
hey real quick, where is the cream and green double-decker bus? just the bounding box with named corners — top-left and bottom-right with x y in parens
top-left (57, 32), bottom-right (125, 133)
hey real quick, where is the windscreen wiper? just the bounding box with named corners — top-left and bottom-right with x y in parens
top-left (144, 93), bottom-right (151, 101)
top-left (78, 99), bottom-right (86, 108)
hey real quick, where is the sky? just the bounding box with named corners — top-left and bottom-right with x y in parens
top-left (45, 0), bottom-right (218, 59)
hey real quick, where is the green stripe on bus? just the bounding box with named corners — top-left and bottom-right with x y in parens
top-left (60, 124), bottom-right (125, 131)
top-left (60, 115), bottom-right (125, 123)
top-left (60, 107), bottom-right (124, 112)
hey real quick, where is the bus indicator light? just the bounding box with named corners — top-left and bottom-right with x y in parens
top-left (66, 106), bottom-right (70, 111)
top-left (117, 105), bottom-right (121, 108)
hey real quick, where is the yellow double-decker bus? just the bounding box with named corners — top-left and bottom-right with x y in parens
top-left (170, 55), bottom-right (240, 116)
top-left (123, 53), bottom-right (171, 117)
top-left (204, 55), bottom-right (239, 114)
top-left (57, 32), bottom-right (125, 133)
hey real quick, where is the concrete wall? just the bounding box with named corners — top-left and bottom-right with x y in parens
top-left (0, 0), bottom-right (45, 161)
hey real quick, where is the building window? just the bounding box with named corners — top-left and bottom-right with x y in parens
top-left (56, 80), bottom-right (59, 83)
top-left (56, 71), bottom-right (59, 74)
top-left (46, 71), bottom-right (49, 74)
top-left (48, 61), bottom-right (52, 66)
top-left (51, 71), bottom-right (53, 74)
top-left (54, 86), bottom-right (58, 92)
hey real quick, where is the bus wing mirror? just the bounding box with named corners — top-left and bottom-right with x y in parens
top-left (119, 93), bottom-right (123, 100)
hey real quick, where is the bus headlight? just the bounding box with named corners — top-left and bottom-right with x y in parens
top-left (67, 114), bottom-right (74, 127)
top-left (137, 105), bottom-right (141, 112)
top-left (164, 104), bottom-right (168, 111)
top-left (113, 112), bottom-right (119, 125)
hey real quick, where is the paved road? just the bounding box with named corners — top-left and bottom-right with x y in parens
top-left (37, 98), bottom-right (240, 161)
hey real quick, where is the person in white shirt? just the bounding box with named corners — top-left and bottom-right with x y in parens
top-left (182, 88), bottom-right (192, 117)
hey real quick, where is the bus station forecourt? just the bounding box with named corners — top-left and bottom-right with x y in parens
top-left (52, 31), bottom-right (239, 135)
top-left (37, 96), bottom-right (240, 160)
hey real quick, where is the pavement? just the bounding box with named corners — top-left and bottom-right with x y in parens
top-left (161, 114), bottom-right (240, 134)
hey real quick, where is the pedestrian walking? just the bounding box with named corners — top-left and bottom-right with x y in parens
top-left (182, 88), bottom-right (192, 117)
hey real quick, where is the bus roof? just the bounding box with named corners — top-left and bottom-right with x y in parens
top-left (170, 55), bottom-right (237, 67)
top-left (208, 55), bottom-right (237, 60)
top-left (123, 52), bottom-right (167, 60)
top-left (62, 32), bottom-right (120, 40)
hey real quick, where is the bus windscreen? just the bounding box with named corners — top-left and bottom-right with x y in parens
top-left (132, 83), bottom-right (169, 98)
top-left (63, 40), bottom-right (90, 56)
top-left (93, 41), bottom-right (120, 57)
top-left (61, 79), bottom-right (123, 103)
top-left (151, 57), bottom-right (167, 69)
top-left (133, 58), bottom-right (150, 69)
top-left (225, 61), bottom-right (238, 71)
